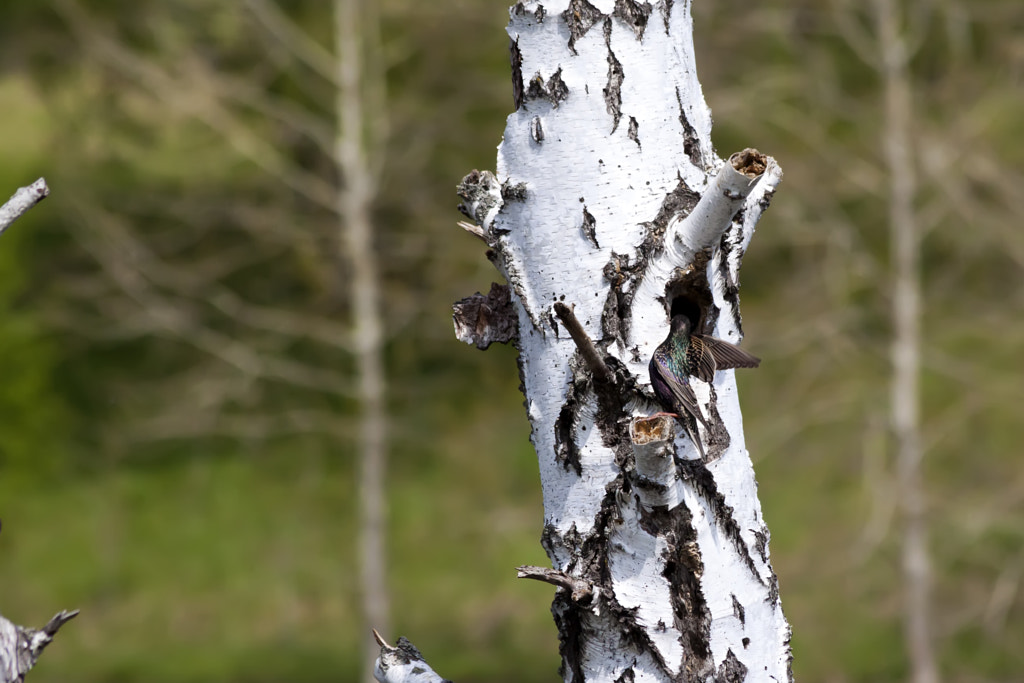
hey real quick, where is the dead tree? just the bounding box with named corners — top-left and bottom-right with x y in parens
top-left (378, 1), bottom-right (791, 681)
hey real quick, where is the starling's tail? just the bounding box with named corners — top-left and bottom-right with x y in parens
top-left (676, 412), bottom-right (707, 460)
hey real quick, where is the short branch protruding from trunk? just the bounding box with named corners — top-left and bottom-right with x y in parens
top-left (453, 282), bottom-right (517, 350)
top-left (630, 415), bottom-right (682, 509)
top-left (456, 220), bottom-right (487, 242)
top-left (673, 149), bottom-right (768, 254)
top-left (371, 630), bottom-right (449, 683)
top-left (553, 301), bottom-right (612, 384)
top-left (517, 565), bottom-right (596, 603)
top-left (0, 178), bottom-right (49, 237)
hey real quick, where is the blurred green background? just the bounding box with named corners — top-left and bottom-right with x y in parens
top-left (1, 1), bottom-right (1022, 682)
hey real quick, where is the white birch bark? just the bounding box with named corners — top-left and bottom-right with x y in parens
top-left (0, 179), bottom-right (49, 237)
top-left (448, 2), bottom-right (792, 681)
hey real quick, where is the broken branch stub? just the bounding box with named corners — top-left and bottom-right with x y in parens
top-left (453, 282), bottom-right (517, 350)
top-left (372, 631), bottom-right (450, 683)
top-left (447, 2), bottom-right (792, 681)
top-left (0, 610), bottom-right (78, 683)
top-left (0, 178), bottom-right (49, 238)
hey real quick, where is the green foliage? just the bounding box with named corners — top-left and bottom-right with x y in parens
top-left (0, 237), bottom-right (69, 476)
top-left (0, 80), bottom-right (71, 476)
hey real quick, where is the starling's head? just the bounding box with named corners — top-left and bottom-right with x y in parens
top-left (669, 314), bottom-right (693, 336)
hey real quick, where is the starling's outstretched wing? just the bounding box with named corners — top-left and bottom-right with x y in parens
top-left (688, 335), bottom-right (761, 383)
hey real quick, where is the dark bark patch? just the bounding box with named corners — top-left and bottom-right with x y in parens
top-left (502, 180), bottom-right (529, 202)
top-left (627, 116), bottom-right (640, 148)
top-left (541, 521), bottom-right (578, 570)
top-left (701, 384), bottom-right (732, 461)
top-left (660, 0), bottom-right (673, 33)
top-left (510, 37), bottom-right (524, 110)
top-left (456, 169), bottom-right (502, 226)
top-left (547, 68), bottom-right (570, 104)
top-left (553, 330), bottom-right (634, 478)
top-left (551, 592), bottom-right (585, 683)
top-left (600, 252), bottom-right (632, 348)
top-left (562, 0), bottom-right (604, 54)
top-left (603, 18), bottom-right (624, 133)
top-left (598, 176), bottom-right (700, 350)
top-left (716, 222), bottom-right (745, 338)
top-left (525, 67), bottom-right (570, 108)
top-left (452, 282), bottom-right (518, 350)
top-left (784, 625), bottom-right (795, 683)
top-left (659, 510), bottom-right (715, 672)
top-left (594, 355), bottom-right (637, 466)
top-left (752, 525), bottom-right (769, 564)
top-left (501, 250), bottom-right (542, 331)
top-left (731, 594), bottom-right (746, 626)
top-left (531, 115), bottom-right (545, 143)
top-left (613, 0), bottom-right (653, 40)
top-left (546, 308), bottom-right (561, 337)
top-left (535, 4), bottom-right (547, 21)
top-left (631, 472), bottom-right (670, 497)
top-left (644, 173), bottom-right (701, 243)
top-left (675, 86), bottom-right (705, 170)
top-left (767, 571), bottom-right (781, 607)
top-left (554, 355), bottom-right (589, 476)
top-left (614, 667), bottom-right (636, 683)
top-left (714, 649), bottom-right (748, 683)
top-left (603, 597), bottom-right (671, 674)
top-left (581, 205), bottom-right (600, 248)
top-left (677, 459), bottom-right (763, 584)
top-left (631, 499), bottom-right (714, 675)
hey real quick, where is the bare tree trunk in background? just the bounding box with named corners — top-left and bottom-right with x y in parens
top-left (875, 1), bottom-right (936, 682)
top-left (334, 1), bottom-right (390, 681)
top-left (50, 5), bottom-right (394, 671)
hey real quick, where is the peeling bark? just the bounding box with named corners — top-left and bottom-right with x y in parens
top-left (453, 283), bottom-right (518, 350)
top-left (440, 2), bottom-right (791, 681)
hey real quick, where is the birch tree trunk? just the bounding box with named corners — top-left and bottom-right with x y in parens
top-left (333, 2), bottom-right (391, 682)
top-left (438, 2), bottom-right (792, 681)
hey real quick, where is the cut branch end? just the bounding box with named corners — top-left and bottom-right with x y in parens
top-left (729, 148), bottom-right (768, 178)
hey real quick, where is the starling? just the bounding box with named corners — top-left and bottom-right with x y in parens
top-left (649, 314), bottom-right (760, 457)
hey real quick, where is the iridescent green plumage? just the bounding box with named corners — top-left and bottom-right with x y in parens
top-left (649, 315), bottom-right (760, 457)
